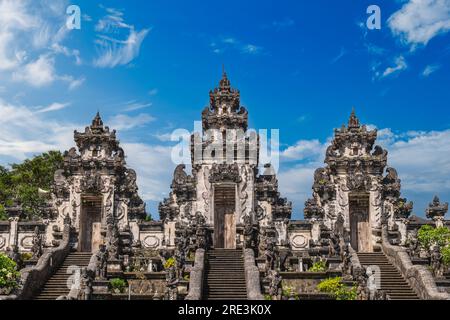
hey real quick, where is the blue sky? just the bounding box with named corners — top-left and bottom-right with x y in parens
top-left (0, 0), bottom-right (449, 219)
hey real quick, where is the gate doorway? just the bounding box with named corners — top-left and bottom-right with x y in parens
top-left (213, 184), bottom-right (236, 249)
top-left (349, 193), bottom-right (372, 252)
top-left (79, 196), bottom-right (102, 252)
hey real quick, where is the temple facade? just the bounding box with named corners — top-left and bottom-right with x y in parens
top-left (159, 72), bottom-right (291, 251)
top-left (303, 110), bottom-right (413, 252)
top-left (0, 72), bottom-right (449, 301)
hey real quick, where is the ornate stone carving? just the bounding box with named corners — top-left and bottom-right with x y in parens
top-left (31, 226), bottom-right (43, 260)
top-left (304, 198), bottom-right (325, 220)
top-left (209, 163), bottom-right (241, 183)
top-left (426, 196), bottom-right (448, 225)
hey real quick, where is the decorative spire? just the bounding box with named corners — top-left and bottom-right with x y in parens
top-left (92, 111), bottom-right (104, 128)
top-left (348, 107), bottom-right (360, 129)
top-left (219, 66), bottom-right (231, 91)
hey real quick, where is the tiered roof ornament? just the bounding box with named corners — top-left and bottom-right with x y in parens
top-left (426, 196), bottom-right (448, 227)
top-left (202, 70), bottom-right (248, 131)
top-left (74, 112), bottom-right (120, 160)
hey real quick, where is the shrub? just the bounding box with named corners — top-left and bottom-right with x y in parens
top-left (418, 225), bottom-right (450, 250)
top-left (317, 277), bottom-right (357, 300)
top-left (442, 245), bottom-right (450, 267)
top-left (21, 252), bottom-right (33, 261)
top-left (109, 278), bottom-right (127, 293)
top-left (309, 260), bottom-right (327, 272)
top-left (163, 257), bottom-right (175, 269)
top-left (0, 253), bottom-right (21, 294)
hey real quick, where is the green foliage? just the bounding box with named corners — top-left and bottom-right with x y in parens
top-left (144, 214), bottom-right (153, 222)
top-left (109, 278), bottom-right (127, 293)
top-left (0, 253), bottom-right (21, 293)
top-left (282, 286), bottom-right (299, 300)
top-left (21, 252), bottom-right (33, 261)
top-left (0, 151), bottom-right (63, 220)
top-left (183, 274), bottom-right (190, 281)
top-left (317, 277), bottom-right (357, 300)
top-left (163, 257), bottom-right (175, 269)
top-left (309, 260), bottom-right (327, 272)
top-left (264, 294), bottom-right (272, 300)
top-left (418, 225), bottom-right (450, 249)
top-left (442, 245), bottom-right (450, 267)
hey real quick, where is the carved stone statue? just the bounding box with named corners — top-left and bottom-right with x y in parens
top-left (407, 230), bottom-right (419, 258)
top-left (164, 265), bottom-right (178, 300)
top-left (31, 226), bottom-right (43, 260)
top-left (266, 270), bottom-right (282, 300)
top-left (95, 244), bottom-right (108, 279)
top-left (243, 214), bottom-right (257, 249)
top-left (430, 246), bottom-right (444, 278)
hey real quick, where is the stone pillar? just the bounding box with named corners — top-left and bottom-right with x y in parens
top-left (8, 217), bottom-right (19, 248)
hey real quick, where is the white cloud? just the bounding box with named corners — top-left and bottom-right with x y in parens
top-left (0, 0), bottom-right (84, 89)
top-left (122, 101), bottom-right (153, 112)
top-left (281, 139), bottom-right (326, 161)
top-left (94, 7), bottom-right (150, 68)
top-left (36, 102), bottom-right (70, 113)
top-left (381, 55), bottom-right (408, 78)
top-left (108, 113), bottom-right (155, 131)
top-left (13, 55), bottom-right (56, 87)
top-left (388, 0), bottom-right (450, 47)
top-left (67, 76), bottom-right (85, 91)
top-left (121, 142), bottom-right (175, 202)
top-left (148, 88), bottom-right (158, 96)
top-left (211, 36), bottom-right (264, 55)
top-left (0, 99), bottom-right (77, 159)
top-left (241, 44), bottom-right (263, 55)
top-left (422, 64), bottom-right (441, 77)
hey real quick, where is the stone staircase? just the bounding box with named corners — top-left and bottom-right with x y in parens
top-left (357, 252), bottom-right (419, 300)
top-left (33, 252), bottom-right (92, 300)
top-left (203, 249), bottom-right (247, 300)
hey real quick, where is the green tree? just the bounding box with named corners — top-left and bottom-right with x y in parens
top-left (0, 151), bottom-right (63, 220)
top-left (0, 253), bottom-right (21, 294)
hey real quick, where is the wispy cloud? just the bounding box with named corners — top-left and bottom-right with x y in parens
top-left (210, 36), bottom-right (264, 55)
top-left (0, 0), bottom-right (85, 89)
top-left (422, 64), bottom-right (441, 77)
top-left (36, 102), bottom-right (70, 113)
top-left (122, 100), bottom-right (153, 112)
top-left (330, 47), bottom-right (347, 64)
top-left (148, 88), bottom-right (158, 96)
top-left (94, 7), bottom-right (150, 68)
top-left (271, 18), bottom-right (295, 30)
top-left (381, 55), bottom-right (408, 78)
top-left (108, 113), bottom-right (155, 130)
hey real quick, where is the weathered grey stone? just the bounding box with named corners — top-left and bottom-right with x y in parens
top-left (185, 249), bottom-right (205, 300)
top-left (244, 248), bottom-right (264, 300)
top-left (381, 226), bottom-right (449, 300)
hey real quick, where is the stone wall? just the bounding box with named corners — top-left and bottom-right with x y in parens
top-left (381, 226), bottom-right (449, 300)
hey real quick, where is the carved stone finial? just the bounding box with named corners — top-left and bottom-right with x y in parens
top-left (426, 195), bottom-right (448, 222)
top-left (348, 108), bottom-right (360, 129)
top-left (92, 111), bottom-right (103, 128)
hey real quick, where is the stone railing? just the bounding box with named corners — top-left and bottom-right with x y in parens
top-left (381, 225), bottom-right (449, 300)
top-left (348, 245), bottom-right (363, 276)
top-left (243, 248), bottom-right (264, 300)
top-left (15, 222), bottom-right (72, 300)
top-left (185, 248), bottom-right (205, 300)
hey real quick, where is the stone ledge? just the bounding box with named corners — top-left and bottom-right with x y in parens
top-left (381, 225), bottom-right (450, 300)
